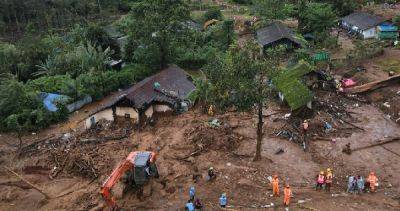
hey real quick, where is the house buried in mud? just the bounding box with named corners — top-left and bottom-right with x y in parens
top-left (85, 66), bottom-right (196, 129)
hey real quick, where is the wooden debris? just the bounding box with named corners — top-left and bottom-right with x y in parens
top-left (345, 74), bottom-right (400, 94)
top-left (343, 137), bottom-right (400, 154)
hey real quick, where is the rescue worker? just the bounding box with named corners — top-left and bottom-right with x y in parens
top-left (189, 186), bottom-right (196, 201)
top-left (302, 120), bottom-right (309, 151)
top-left (219, 193), bottom-right (227, 208)
top-left (325, 168), bottom-right (333, 192)
top-left (347, 175), bottom-right (356, 193)
top-left (208, 105), bottom-right (214, 116)
top-left (185, 200), bottom-right (195, 211)
top-left (356, 175), bottom-right (365, 194)
top-left (284, 184), bottom-right (292, 210)
top-left (271, 175), bottom-right (280, 197)
top-left (316, 171), bottom-right (325, 191)
top-left (194, 198), bottom-right (203, 210)
top-left (368, 172), bottom-right (378, 193)
top-left (207, 167), bottom-right (216, 181)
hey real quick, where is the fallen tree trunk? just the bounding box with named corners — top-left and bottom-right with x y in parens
top-left (349, 137), bottom-right (400, 153)
top-left (345, 75), bottom-right (400, 94)
top-left (5, 167), bottom-right (51, 199)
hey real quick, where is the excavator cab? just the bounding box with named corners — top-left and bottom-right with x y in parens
top-left (132, 152), bottom-right (159, 185)
top-left (101, 151), bottom-right (158, 208)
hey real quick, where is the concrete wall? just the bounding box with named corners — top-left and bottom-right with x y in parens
top-left (145, 106), bottom-right (154, 118)
top-left (362, 27), bottom-right (377, 39)
top-left (85, 108), bottom-right (114, 129)
top-left (116, 107), bottom-right (139, 122)
top-left (154, 104), bottom-right (172, 113)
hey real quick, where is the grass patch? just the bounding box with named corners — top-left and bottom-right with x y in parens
top-left (376, 58), bottom-right (400, 73)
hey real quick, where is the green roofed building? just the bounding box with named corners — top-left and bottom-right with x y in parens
top-left (272, 60), bottom-right (314, 110)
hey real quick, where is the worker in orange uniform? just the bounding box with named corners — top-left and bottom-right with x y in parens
top-left (368, 172), bottom-right (378, 193)
top-left (271, 175), bottom-right (279, 197)
top-left (325, 168), bottom-right (333, 192)
top-left (283, 184), bottom-right (292, 209)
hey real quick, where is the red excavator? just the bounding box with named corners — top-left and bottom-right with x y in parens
top-left (101, 151), bottom-right (159, 208)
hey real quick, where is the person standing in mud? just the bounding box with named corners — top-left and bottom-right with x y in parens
top-left (283, 184), bottom-right (292, 210)
top-left (356, 175), bottom-right (365, 194)
top-left (302, 120), bottom-right (309, 151)
top-left (325, 168), bottom-right (333, 192)
top-left (316, 171), bottom-right (325, 191)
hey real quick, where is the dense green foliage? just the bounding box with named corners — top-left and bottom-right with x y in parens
top-left (203, 7), bottom-right (223, 22)
top-left (252, 0), bottom-right (292, 20)
top-left (298, 2), bottom-right (336, 34)
top-left (119, 0), bottom-right (191, 69)
top-left (0, 0), bottom-right (129, 37)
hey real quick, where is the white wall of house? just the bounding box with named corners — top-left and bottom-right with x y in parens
top-left (85, 108), bottom-right (114, 129)
top-left (362, 27), bottom-right (377, 39)
top-left (145, 106), bottom-right (154, 118)
top-left (154, 104), bottom-right (172, 113)
top-left (116, 107), bottom-right (139, 122)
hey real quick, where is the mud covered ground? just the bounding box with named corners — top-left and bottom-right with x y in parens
top-left (0, 95), bottom-right (399, 210)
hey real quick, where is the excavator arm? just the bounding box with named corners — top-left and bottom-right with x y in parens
top-left (101, 160), bottom-right (132, 208)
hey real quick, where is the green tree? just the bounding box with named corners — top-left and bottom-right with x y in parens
top-left (298, 2), bottom-right (336, 35)
top-left (252, 0), bottom-right (290, 20)
top-left (124, 0), bottom-right (191, 69)
top-left (202, 40), bottom-right (284, 161)
top-left (5, 114), bottom-right (23, 150)
top-left (0, 43), bottom-right (20, 75)
top-left (326, 0), bottom-right (361, 16)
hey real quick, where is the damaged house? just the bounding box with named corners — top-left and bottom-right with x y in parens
top-left (272, 61), bottom-right (314, 110)
top-left (85, 66), bottom-right (196, 129)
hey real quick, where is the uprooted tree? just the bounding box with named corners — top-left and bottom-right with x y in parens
top-left (200, 40), bottom-right (284, 161)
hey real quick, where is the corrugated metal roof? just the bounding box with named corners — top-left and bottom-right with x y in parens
top-left (341, 12), bottom-right (386, 30)
top-left (123, 66), bottom-right (196, 110)
top-left (256, 22), bottom-right (302, 47)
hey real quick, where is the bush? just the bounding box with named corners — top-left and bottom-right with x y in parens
top-left (0, 77), bottom-right (68, 132)
top-left (175, 45), bottom-right (219, 69)
top-left (203, 7), bottom-right (223, 22)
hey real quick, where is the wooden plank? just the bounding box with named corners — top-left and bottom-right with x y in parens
top-left (345, 75), bottom-right (400, 94)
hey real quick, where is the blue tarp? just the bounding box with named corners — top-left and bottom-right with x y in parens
top-left (378, 24), bottom-right (398, 32)
top-left (39, 93), bottom-right (70, 112)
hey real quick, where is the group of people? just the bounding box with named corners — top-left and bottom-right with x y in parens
top-left (185, 186), bottom-right (203, 211)
top-left (271, 175), bottom-right (293, 209)
top-left (315, 168), bottom-right (334, 192)
top-left (185, 186), bottom-right (227, 211)
top-left (348, 172), bottom-right (379, 194)
top-left (314, 168), bottom-right (379, 194)
top-left (186, 166), bottom-right (379, 210)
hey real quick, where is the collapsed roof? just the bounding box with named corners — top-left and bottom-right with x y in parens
top-left (272, 61), bottom-right (314, 110)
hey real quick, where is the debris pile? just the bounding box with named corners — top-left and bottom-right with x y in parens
top-left (19, 120), bottom-right (132, 179)
top-left (185, 120), bottom-right (242, 153)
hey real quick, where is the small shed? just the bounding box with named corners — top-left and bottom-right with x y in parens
top-left (340, 12), bottom-right (386, 39)
top-left (256, 22), bottom-right (303, 50)
top-left (377, 24), bottom-right (399, 40)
